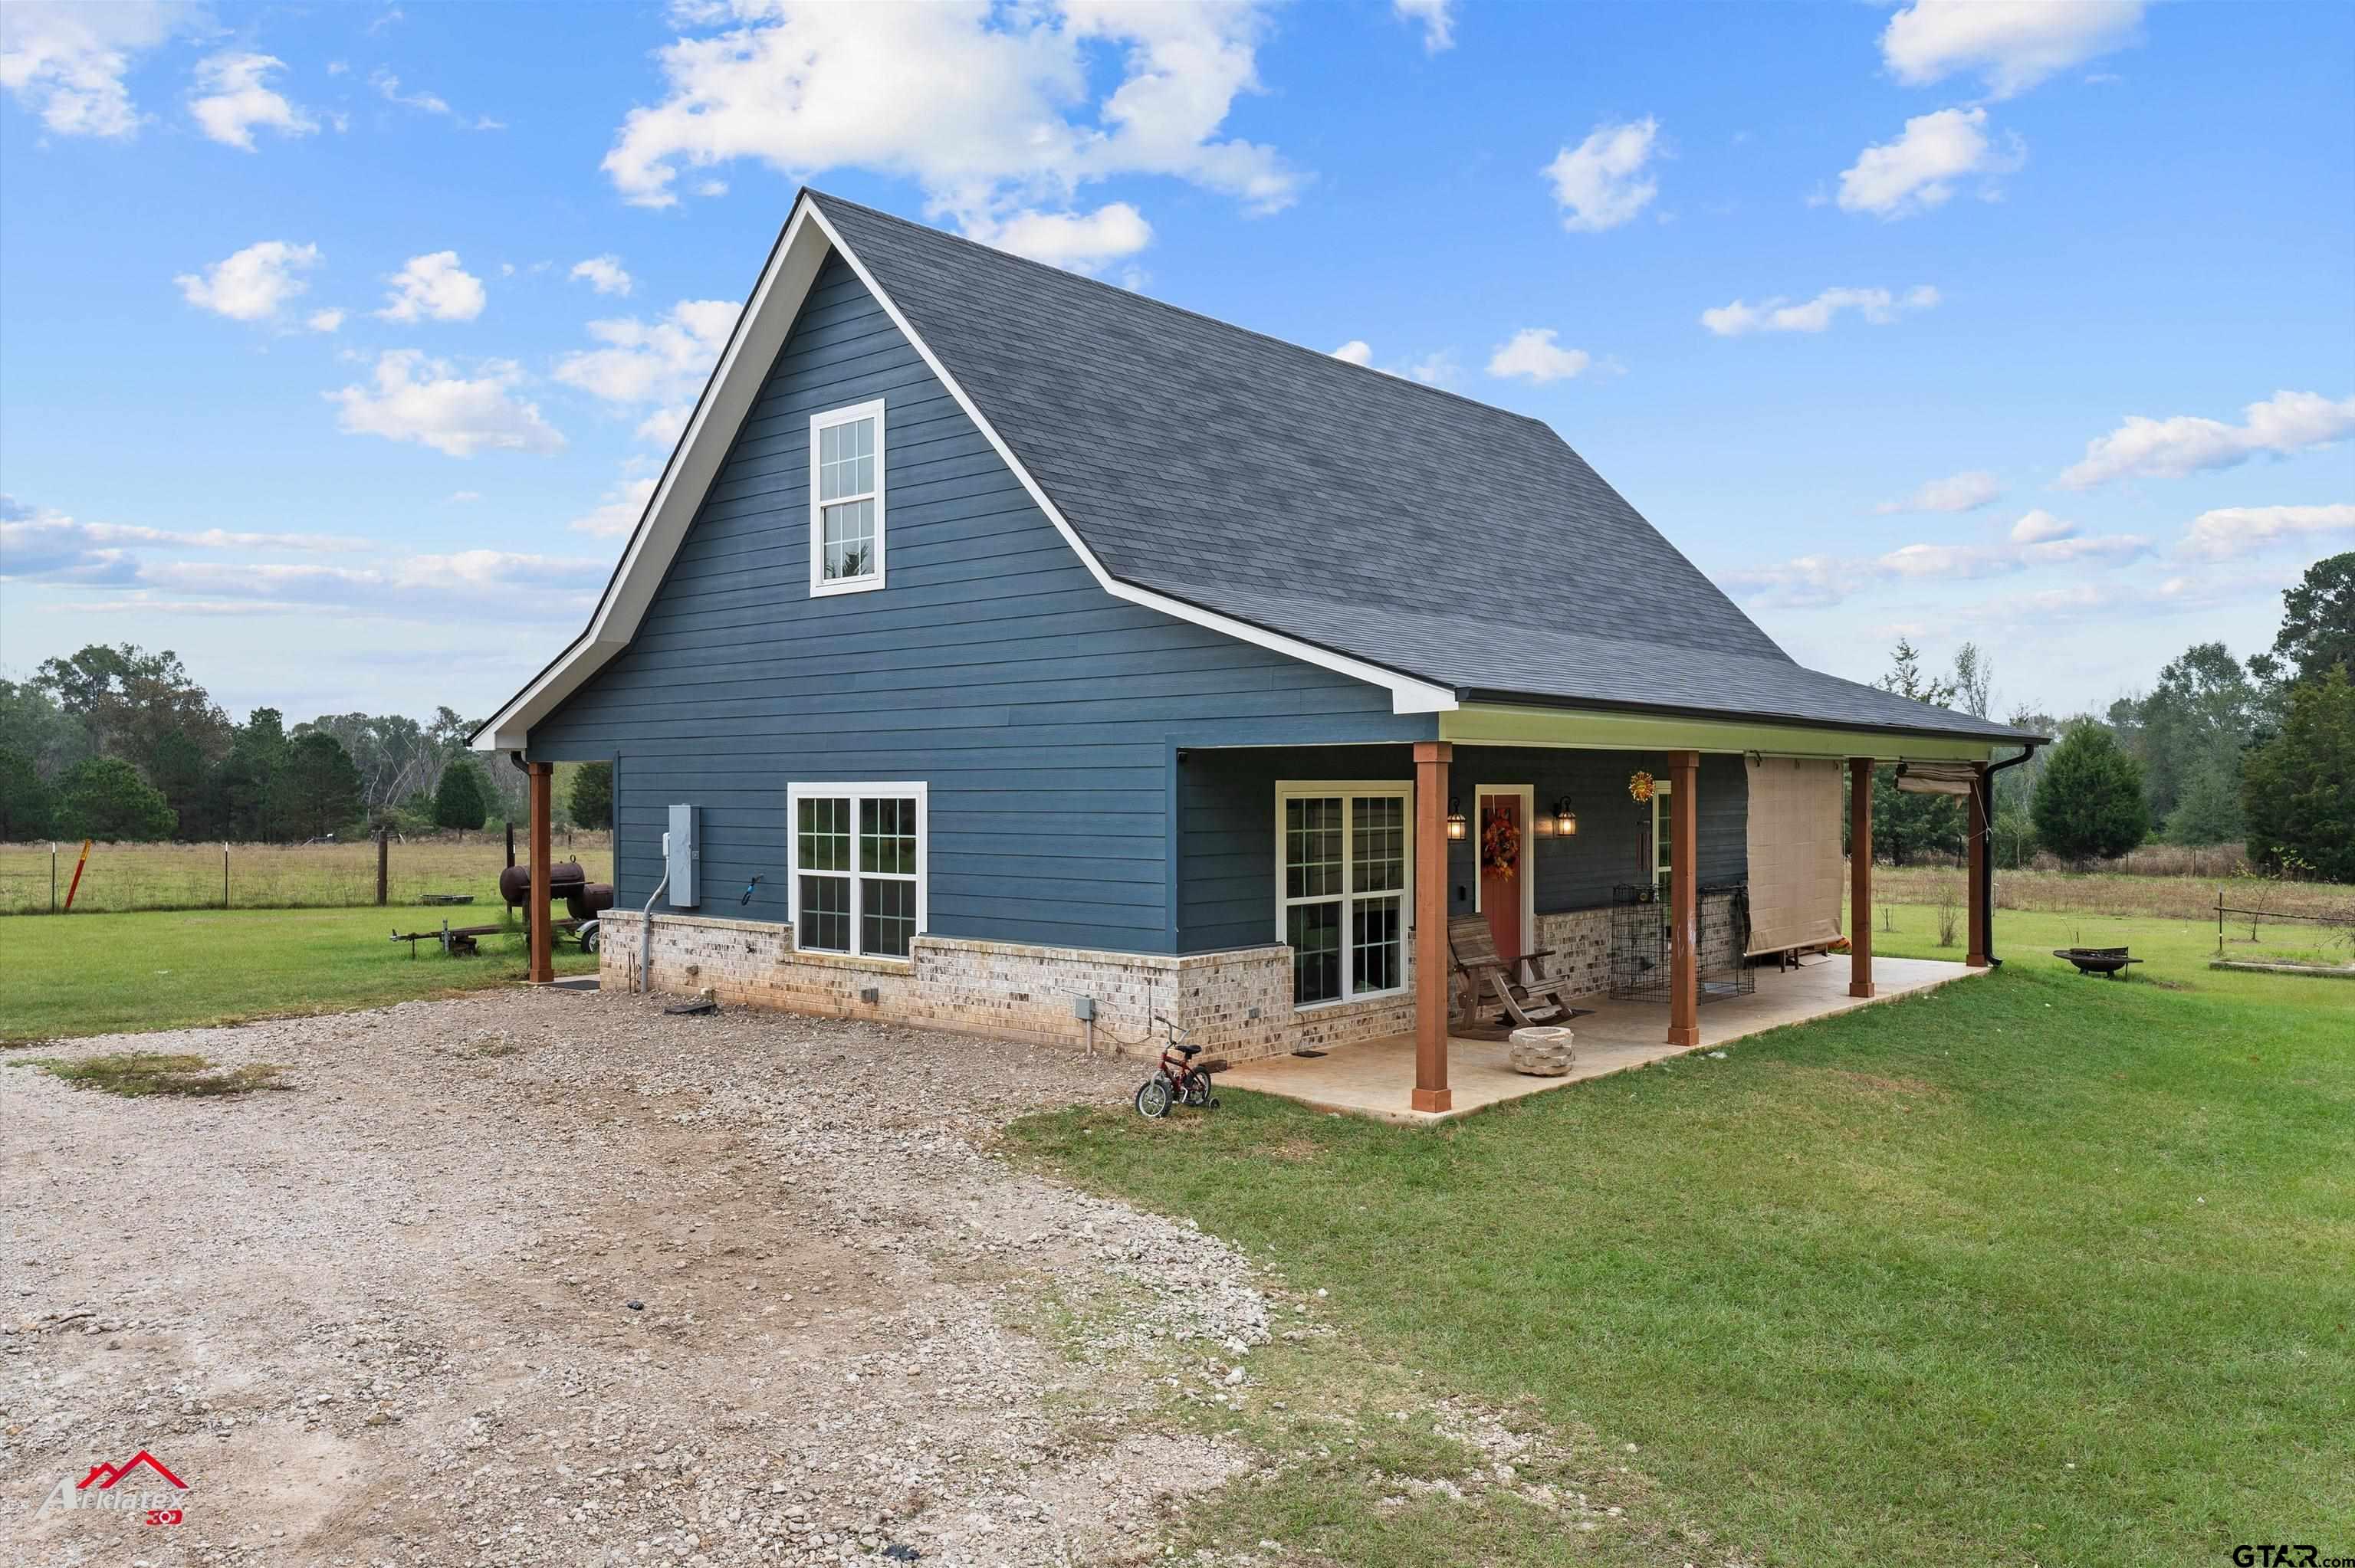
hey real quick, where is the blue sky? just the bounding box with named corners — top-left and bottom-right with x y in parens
top-left (3, 0), bottom-right (2350, 727)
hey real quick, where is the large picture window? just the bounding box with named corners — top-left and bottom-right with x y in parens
top-left (809, 399), bottom-right (885, 596)
top-left (1275, 782), bottom-right (1413, 1008)
top-left (789, 782), bottom-right (925, 958)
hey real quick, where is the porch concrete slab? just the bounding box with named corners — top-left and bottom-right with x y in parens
top-left (1220, 955), bottom-right (1985, 1126)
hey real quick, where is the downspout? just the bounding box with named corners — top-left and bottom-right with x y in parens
top-left (1979, 743), bottom-right (2040, 967)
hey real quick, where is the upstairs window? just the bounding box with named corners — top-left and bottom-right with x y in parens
top-left (789, 782), bottom-right (926, 959)
top-left (810, 399), bottom-right (885, 595)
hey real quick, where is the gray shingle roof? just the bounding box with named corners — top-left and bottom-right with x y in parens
top-left (812, 192), bottom-right (2038, 745)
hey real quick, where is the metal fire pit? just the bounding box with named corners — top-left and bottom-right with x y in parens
top-left (2054, 946), bottom-right (2143, 979)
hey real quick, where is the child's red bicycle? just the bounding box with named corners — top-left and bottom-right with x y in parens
top-left (1134, 1015), bottom-right (1223, 1118)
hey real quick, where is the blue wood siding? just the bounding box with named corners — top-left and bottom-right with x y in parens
top-left (1174, 743), bottom-right (1747, 953)
top-left (530, 254), bottom-right (1426, 953)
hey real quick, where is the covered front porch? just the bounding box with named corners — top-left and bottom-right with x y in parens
top-left (1221, 951), bottom-right (1984, 1124)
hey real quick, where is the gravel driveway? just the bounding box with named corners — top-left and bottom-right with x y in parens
top-left (2, 991), bottom-right (1271, 1567)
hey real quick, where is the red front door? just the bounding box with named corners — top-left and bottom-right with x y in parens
top-left (1480, 795), bottom-right (1524, 966)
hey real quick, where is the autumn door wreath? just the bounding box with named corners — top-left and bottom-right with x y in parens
top-left (1480, 805), bottom-right (1522, 873)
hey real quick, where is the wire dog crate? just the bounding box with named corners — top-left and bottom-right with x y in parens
top-left (1608, 881), bottom-right (1756, 1004)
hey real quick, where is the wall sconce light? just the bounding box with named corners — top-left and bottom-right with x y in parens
top-left (1552, 796), bottom-right (1579, 836)
top-left (1445, 796), bottom-right (1467, 840)
top-left (1532, 808), bottom-right (1555, 838)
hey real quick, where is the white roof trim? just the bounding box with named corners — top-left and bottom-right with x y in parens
top-left (474, 193), bottom-right (1453, 751)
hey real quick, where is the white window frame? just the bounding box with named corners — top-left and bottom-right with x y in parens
top-left (787, 781), bottom-right (928, 959)
top-left (809, 398), bottom-right (887, 597)
top-left (1273, 780), bottom-right (1415, 1010)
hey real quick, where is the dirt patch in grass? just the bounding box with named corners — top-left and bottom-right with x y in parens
top-left (25, 1051), bottom-right (291, 1097)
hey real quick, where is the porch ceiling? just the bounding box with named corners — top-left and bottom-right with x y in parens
top-left (1440, 703), bottom-right (2012, 764)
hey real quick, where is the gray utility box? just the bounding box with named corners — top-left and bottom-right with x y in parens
top-left (666, 803), bottom-right (699, 907)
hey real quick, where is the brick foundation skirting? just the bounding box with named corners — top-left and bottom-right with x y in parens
top-left (599, 915), bottom-right (1421, 1063)
top-left (599, 904), bottom-right (1644, 1063)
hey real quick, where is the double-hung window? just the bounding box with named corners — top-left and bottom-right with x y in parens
top-left (1275, 782), bottom-right (1413, 1007)
top-left (810, 399), bottom-right (885, 595)
top-left (1650, 779), bottom-right (1674, 904)
top-left (789, 782), bottom-right (925, 959)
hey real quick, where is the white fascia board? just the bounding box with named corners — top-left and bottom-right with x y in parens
top-left (475, 194), bottom-right (1453, 753)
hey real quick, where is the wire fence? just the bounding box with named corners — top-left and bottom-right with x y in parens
top-left (0, 832), bottom-right (615, 916)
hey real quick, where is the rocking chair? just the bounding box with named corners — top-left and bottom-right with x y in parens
top-left (1447, 915), bottom-right (1584, 1029)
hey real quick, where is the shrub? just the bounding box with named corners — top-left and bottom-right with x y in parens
top-left (568, 760), bottom-right (613, 830)
top-left (53, 757), bottom-right (176, 842)
top-left (2031, 723), bottom-right (2150, 867)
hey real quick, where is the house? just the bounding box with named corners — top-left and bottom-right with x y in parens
top-left (475, 189), bottom-right (2040, 1114)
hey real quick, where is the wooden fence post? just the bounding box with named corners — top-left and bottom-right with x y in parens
top-left (376, 828), bottom-right (389, 907)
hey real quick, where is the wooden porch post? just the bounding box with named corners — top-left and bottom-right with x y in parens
top-left (1849, 757), bottom-right (1874, 999)
top-left (527, 759), bottom-right (554, 985)
top-left (1412, 740), bottom-right (1453, 1114)
top-left (1667, 751), bottom-right (1700, 1048)
top-left (1966, 764), bottom-right (1991, 968)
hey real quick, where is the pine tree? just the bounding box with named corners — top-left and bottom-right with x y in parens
top-left (568, 761), bottom-right (613, 829)
top-left (2241, 665), bottom-right (2355, 881)
top-left (2031, 723), bottom-right (2150, 866)
top-left (54, 757), bottom-right (177, 841)
top-left (433, 760), bottom-right (488, 832)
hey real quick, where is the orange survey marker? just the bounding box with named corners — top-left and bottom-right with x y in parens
top-left (63, 839), bottom-right (92, 913)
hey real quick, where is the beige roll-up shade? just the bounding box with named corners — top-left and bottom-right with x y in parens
top-left (1746, 756), bottom-right (1845, 955)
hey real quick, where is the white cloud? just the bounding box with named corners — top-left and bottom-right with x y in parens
top-left (1727, 525), bottom-right (2149, 609)
top-left (1485, 327), bottom-right (1591, 384)
top-left (1, 501), bottom-right (370, 582)
top-left (174, 241), bottom-right (323, 323)
top-left (961, 202), bottom-right (1151, 273)
top-left (328, 351), bottom-right (565, 458)
top-left (1543, 116), bottom-right (1660, 233)
top-left (445, 490), bottom-right (481, 503)
top-left (1838, 107), bottom-right (2023, 218)
top-left (2008, 507), bottom-right (2074, 543)
top-left (553, 299), bottom-right (739, 415)
top-left (377, 251), bottom-right (488, 323)
top-left (189, 51), bottom-right (318, 151)
top-left (2021, 532), bottom-right (2153, 565)
top-left (2179, 504), bottom-right (2355, 561)
top-left (126, 550), bottom-right (606, 620)
top-left (599, 0), bottom-right (1299, 255)
top-left (1404, 351), bottom-right (1457, 388)
top-left (1394, 0), bottom-right (1453, 53)
top-left (567, 476), bottom-right (660, 538)
top-left (569, 255), bottom-right (635, 297)
top-left (635, 404), bottom-right (695, 447)
top-left (1705, 284), bottom-right (1940, 337)
top-left (1330, 340), bottom-right (1373, 366)
top-left (306, 307), bottom-right (345, 333)
top-left (1882, 0), bottom-right (2143, 99)
top-left (0, 0), bottom-right (182, 139)
top-left (1875, 469), bottom-right (2000, 515)
top-left (2058, 391), bottom-right (2355, 488)
top-left (371, 67), bottom-right (502, 130)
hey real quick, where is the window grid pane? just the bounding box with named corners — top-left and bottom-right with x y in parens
top-left (799, 873), bottom-right (851, 953)
top-left (860, 876), bottom-right (915, 959)
top-left (860, 797), bottom-right (916, 876)
top-left (823, 499), bottom-right (875, 581)
top-left (817, 416), bottom-right (874, 503)
top-left (1352, 894), bottom-right (1402, 996)
top-left (1287, 902), bottom-right (1342, 1005)
top-left (1284, 796), bottom-right (1342, 900)
top-left (1352, 795), bottom-right (1404, 894)
top-left (797, 796), bottom-right (849, 872)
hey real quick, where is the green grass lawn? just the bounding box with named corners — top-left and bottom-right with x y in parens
top-left (1012, 913), bottom-right (2355, 1567)
top-left (0, 904), bottom-right (598, 1043)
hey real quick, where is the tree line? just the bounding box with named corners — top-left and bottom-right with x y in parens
top-left (0, 644), bottom-right (616, 844)
top-left (1864, 553), bottom-right (2353, 882)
